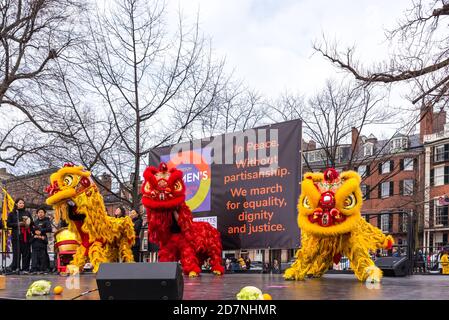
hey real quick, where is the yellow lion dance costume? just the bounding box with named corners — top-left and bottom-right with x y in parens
top-left (284, 168), bottom-right (394, 283)
top-left (45, 163), bottom-right (135, 273)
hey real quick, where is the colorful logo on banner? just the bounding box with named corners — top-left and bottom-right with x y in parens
top-left (161, 148), bottom-right (211, 212)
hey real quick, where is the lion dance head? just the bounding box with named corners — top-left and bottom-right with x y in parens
top-left (142, 162), bottom-right (192, 244)
top-left (45, 163), bottom-right (105, 227)
top-left (298, 168), bottom-right (363, 236)
top-left (141, 162), bottom-right (186, 210)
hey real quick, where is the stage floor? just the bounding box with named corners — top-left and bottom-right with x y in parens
top-left (0, 273), bottom-right (448, 300)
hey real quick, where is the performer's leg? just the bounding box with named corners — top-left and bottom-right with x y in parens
top-left (158, 241), bottom-right (178, 262)
top-left (179, 245), bottom-right (201, 277)
top-left (88, 241), bottom-right (109, 273)
top-left (118, 238), bottom-right (134, 263)
top-left (284, 247), bottom-right (323, 280)
top-left (347, 246), bottom-right (382, 283)
top-left (70, 245), bottom-right (87, 273)
top-left (208, 245), bottom-right (224, 275)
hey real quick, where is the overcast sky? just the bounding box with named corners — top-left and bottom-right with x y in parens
top-left (166, 0), bottom-right (412, 100)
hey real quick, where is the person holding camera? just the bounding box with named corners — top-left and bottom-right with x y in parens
top-left (30, 208), bottom-right (52, 274)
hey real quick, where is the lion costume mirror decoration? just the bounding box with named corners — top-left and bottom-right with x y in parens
top-left (284, 168), bottom-right (394, 283)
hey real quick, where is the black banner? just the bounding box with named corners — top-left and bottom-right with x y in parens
top-left (149, 119), bottom-right (302, 249)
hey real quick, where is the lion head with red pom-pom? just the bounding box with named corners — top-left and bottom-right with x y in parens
top-left (298, 168), bottom-right (364, 236)
top-left (141, 162), bottom-right (186, 210)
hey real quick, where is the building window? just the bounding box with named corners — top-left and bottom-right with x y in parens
top-left (434, 233), bottom-right (445, 251)
top-left (435, 203), bottom-right (449, 226)
top-left (363, 143), bottom-right (373, 157)
top-left (381, 182), bottom-right (390, 198)
top-left (358, 165), bottom-right (367, 177)
top-left (403, 158), bottom-right (414, 171)
top-left (435, 145), bottom-right (445, 162)
top-left (401, 212), bottom-right (408, 233)
top-left (434, 166), bottom-right (445, 186)
top-left (361, 184), bottom-right (369, 199)
top-left (307, 149), bottom-right (326, 163)
top-left (381, 161), bottom-right (391, 174)
top-left (391, 138), bottom-right (408, 153)
top-left (381, 214), bottom-right (390, 233)
top-left (403, 179), bottom-right (414, 195)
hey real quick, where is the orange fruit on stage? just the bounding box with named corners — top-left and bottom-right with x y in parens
top-left (262, 293), bottom-right (272, 300)
top-left (53, 286), bottom-right (64, 295)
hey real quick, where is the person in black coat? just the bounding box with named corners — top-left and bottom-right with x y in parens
top-left (129, 209), bottom-right (143, 262)
top-left (30, 208), bottom-right (52, 274)
top-left (7, 198), bottom-right (33, 273)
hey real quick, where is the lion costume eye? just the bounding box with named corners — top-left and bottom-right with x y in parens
top-left (303, 196), bottom-right (312, 209)
top-left (343, 193), bottom-right (357, 209)
top-left (173, 180), bottom-right (183, 192)
top-left (63, 175), bottom-right (74, 186)
top-left (144, 182), bottom-right (151, 193)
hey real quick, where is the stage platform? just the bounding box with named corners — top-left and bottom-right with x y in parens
top-left (0, 273), bottom-right (448, 300)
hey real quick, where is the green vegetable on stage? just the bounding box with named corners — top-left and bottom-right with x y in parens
top-left (26, 280), bottom-right (52, 297)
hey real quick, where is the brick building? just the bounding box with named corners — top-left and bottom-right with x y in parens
top-left (354, 132), bottom-right (424, 247)
top-left (422, 109), bottom-right (449, 251)
top-left (4, 168), bottom-right (56, 209)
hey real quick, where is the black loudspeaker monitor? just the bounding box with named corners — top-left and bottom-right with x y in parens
top-left (96, 262), bottom-right (184, 300)
top-left (374, 256), bottom-right (409, 277)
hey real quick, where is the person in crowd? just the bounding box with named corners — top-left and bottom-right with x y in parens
top-left (202, 258), bottom-right (211, 271)
top-left (7, 198), bottom-right (33, 274)
top-left (225, 258), bottom-right (232, 272)
top-left (244, 256), bottom-right (252, 270)
top-left (414, 249), bottom-right (426, 273)
top-left (129, 209), bottom-right (143, 262)
top-left (392, 247), bottom-right (400, 257)
top-left (262, 262), bottom-right (271, 274)
top-left (238, 256), bottom-right (246, 270)
top-left (272, 259), bottom-right (281, 274)
top-left (114, 206), bottom-right (127, 219)
top-left (375, 249), bottom-right (382, 258)
top-left (231, 258), bottom-right (240, 272)
top-left (30, 208), bottom-right (52, 274)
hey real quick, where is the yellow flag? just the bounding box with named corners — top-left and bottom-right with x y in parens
top-left (2, 189), bottom-right (14, 222)
top-left (2, 189), bottom-right (14, 253)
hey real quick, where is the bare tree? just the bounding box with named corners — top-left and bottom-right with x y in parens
top-left (314, 1), bottom-right (449, 112)
top-left (193, 84), bottom-right (266, 138)
top-left (0, 0), bottom-right (85, 166)
top-left (34, 0), bottom-right (231, 210)
top-left (268, 79), bottom-right (392, 169)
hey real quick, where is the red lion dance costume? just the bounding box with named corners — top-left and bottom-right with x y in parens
top-left (141, 162), bottom-right (224, 277)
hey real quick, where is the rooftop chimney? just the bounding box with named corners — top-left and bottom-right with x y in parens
top-left (351, 127), bottom-right (360, 154)
top-left (420, 104), bottom-right (434, 143)
top-left (432, 109), bottom-right (447, 134)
